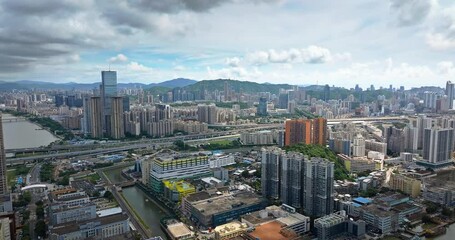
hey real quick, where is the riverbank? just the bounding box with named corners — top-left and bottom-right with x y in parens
top-left (2, 109), bottom-right (73, 140)
top-left (1, 113), bottom-right (59, 150)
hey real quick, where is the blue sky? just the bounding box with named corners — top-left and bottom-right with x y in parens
top-left (0, 0), bottom-right (454, 88)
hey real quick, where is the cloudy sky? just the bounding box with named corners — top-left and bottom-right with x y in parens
top-left (1, 0), bottom-right (454, 88)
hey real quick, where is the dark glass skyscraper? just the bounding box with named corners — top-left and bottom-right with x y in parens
top-left (257, 97), bottom-right (268, 116)
top-left (101, 71), bottom-right (118, 135)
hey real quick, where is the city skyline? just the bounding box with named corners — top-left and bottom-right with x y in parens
top-left (0, 0), bottom-right (454, 88)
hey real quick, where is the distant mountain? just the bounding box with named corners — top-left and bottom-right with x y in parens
top-left (183, 79), bottom-right (293, 94)
top-left (150, 78), bottom-right (197, 88)
top-left (0, 78), bottom-right (198, 91)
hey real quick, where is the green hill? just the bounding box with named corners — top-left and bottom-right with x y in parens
top-left (283, 144), bottom-right (352, 181)
top-left (184, 79), bottom-right (293, 94)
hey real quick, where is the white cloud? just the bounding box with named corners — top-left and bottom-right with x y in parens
top-left (207, 66), bottom-right (262, 79)
top-left (225, 57), bottom-right (241, 67)
top-left (127, 61), bottom-right (152, 72)
top-left (438, 61), bottom-right (455, 74)
top-left (245, 46), bottom-right (348, 65)
top-left (174, 65), bottom-right (186, 71)
top-left (108, 54), bottom-right (129, 63)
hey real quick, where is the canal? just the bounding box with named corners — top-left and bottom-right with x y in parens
top-left (103, 167), bottom-right (169, 238)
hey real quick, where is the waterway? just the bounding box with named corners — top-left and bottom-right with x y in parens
top-left (2, 113), bottom-right (59, 149)
top-left (433, 223), bottom-right (455, 240)
top-left (103, 167), bottom-right (168, 238)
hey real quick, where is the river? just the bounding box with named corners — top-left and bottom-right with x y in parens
top-left (103, 167), bottom-right (169, 238)
top-left (1, 113), bottom-right (59, 149)
top-left (433, 223), bottom-right (455, 240)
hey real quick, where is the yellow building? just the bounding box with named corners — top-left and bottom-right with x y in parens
top-left (389, 173), bottom-right (421, 197)
top-left (214, 221), bottom-right (248, 240)
top-left (163, 180), bottom-right (196, 202)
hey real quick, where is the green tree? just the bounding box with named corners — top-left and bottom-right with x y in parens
top-left (34, 220), bottom-right (47, 238)
top-left (36, 206), bottom-right (45, 220)
top-left (104, 191), bottom-right (114, 201)
top-left (241, 170), bottom-right (250, 178)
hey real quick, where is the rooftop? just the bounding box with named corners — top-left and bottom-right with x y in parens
top-left (191, 191), bottom-right (264, 216)
top-left (167, 222), bottom-right (193, 238)
top-left (353, 197), bottom-right (372, 205)
top-left (51, 213), bottom-right (129, 235)
top-left (247, 221), bottom-right (297, 240)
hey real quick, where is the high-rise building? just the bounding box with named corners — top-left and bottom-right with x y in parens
top-left (285, 119), bottom-right (312, 146)
top-left (261, 148), bottom-right (282, 200)
top-left (82, 96), bottom-right (92, 136)
top-left (313, 118), bottom-right (327, 145)
top-left (424, 91), bottom-right (438, 109)
top-left (89, 97), bottom-right (103, 139)
top-left (324, 84), bottom-right (330, 101)
top-left (197, 104), bottom-right (217, 124)
top-left (257, 97), bottom-right (268, 116)
top-left (423, 127), bottom-right (454, 165)
top-left (303, 157), bottom-right (334, 217)
top-left (278, 93), bottom-right (289, 109)
top-left (110, 97), bottom-right (124, 139)
top-left (416, 116), bottom-right (433, 149)
top-left (404, 126), bottom-right (418, 152)
top-left (101, 70), bottom-right (118, 134)
top-left (155, 104), bottom-right (172, 121)
top-left (446, 81), bottom-right (454, 109)
top-left (352, 134), bottom-right (365, 157)
top-left (0, 114), bottom-right (7, 195)
top-left (261, 147), bottom-right (334, 217)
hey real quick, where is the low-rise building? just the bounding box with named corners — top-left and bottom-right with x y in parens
top-left (314, 210), bottom-right (366, 240)
top-left (163, 180), bottom-right (196, 202)
top-left (49, 213), bottom-right (130, 240)
top-left (214, 221), bottom-right (248, 240)
top-left (182, 190), bottom-right (266, 228)
top-left (389, 173), bottom-right (421, 197)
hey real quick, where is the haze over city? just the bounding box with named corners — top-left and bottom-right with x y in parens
top-left (0, 0), bottom-right (454, 88)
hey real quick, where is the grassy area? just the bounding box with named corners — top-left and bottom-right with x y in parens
top-left (208, 140), bottom-right (232, 146)
top-left (84, 173), bottom-right (101, 184)
top-left (6, 169), bottom-right (17, 187)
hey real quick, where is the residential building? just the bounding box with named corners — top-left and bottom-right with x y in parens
top-left (284, 119), bottom-right (312, 146)
top-left (89, 96), bottom-right (103, 138)
top-left (313, 117), bottom-right (327, 145)
top-left (352, 134), bottom-right (366, 157)
top-left (198, 104), bottom-right (217, 124)
top-left (110, 96), bottom-right (124, 139)
top-left (389, 174), bottom-right (421, 197)
top-left (446, 81), bottom-right (454, 109)
top-left (423, 127), bottom-right (454, 166)
top-left (303, 157), bottom-right (334, 217)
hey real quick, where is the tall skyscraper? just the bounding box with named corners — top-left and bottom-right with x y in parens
top-left (89, 96), bottom-right (103, 139)
top-left (285, 119), bottom-right (312, 146)
top-left (0, 114), bottom-right (8, 195)
top-left (110, 97), bottom-right (124, 139)
top-left (261, 147), bottom-right (334, 217)
top-left (303, 157), bottom-right (334, 217)
top-left (313, 118), bottom-right (327, 145)
top-left (257, 97), bottom-right (268, 116)
top-left (278, 93), bottom-right (289, 109)
top-left (280, 152), bottom-right (304, 208)
top-left (101, 71), bottom-right (118, 135)
top-left (446, 81), bottom-right (454, 109)
top-left (82, 96), bottom-right (92, 136)
top-left (416, 116), bottom-right (433, 149)
top-left (423, 127), bottom-right (454, 165)
top-left (261, 148), bottom-right (282, 200)
top-left (324, 84), bottom-right (330, 101)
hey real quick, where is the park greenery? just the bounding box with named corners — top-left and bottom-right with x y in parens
top-left (40, 163), bottom-right (55, 182)
top-left (283, 144), bottom-right (353, 181)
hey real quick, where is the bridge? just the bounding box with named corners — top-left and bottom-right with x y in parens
top-left (2, 117), bottom-right (27, 123)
